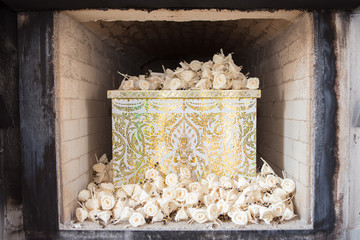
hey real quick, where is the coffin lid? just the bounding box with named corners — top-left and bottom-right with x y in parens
top-left (107, 90), bottom-right (261, 99)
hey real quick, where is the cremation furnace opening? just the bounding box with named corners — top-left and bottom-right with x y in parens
top-left (54, 9), bottom-right (313, 229)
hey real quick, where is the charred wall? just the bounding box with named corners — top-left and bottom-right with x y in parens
top-left (0, 2), bottom-right (24, 239)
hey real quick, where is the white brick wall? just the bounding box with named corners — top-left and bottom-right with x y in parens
top-left (247, 13), bottom-right (314, 224)
top-left (54, 12), bottom-right (119, 223)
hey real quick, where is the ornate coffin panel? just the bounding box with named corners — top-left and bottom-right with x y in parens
top-left (108, 90), bottom-right (260, 186)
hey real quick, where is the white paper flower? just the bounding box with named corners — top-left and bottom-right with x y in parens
top-left (179, 61), bottom-right (190, 70)
top-left (162, 79), bottom-right (172, 90)
top-left (208, 176), bottom-right (220, 189)
top-left (222, 180), bottom-right (234, 189)
top-left (246, 77), bottom-right (260, 90)
top-left (282, 207), bottom-right (296, 220)
top-left (100, 183), bottom-right (115, 193)
top-left (120, 206), bottom-right (134, 221)
top-left (175, 187), bottom-right (188, 202)
top-left (87, 182), bottom-right (98, 191)
top-left (248, 204), bottom-right (261, 218)
top-left (231, 79), bottom-right (247, 90)
top-left (236, 175), bottom-right (249, 189)
top-left (180, 70), bottom-right (195, 83)
top-left (163, 187), bottom-right (176, 200)
top-left (256, 175), bottom-right (268, 189)
top-left (207, 203), bottom-right (219, 221)
top-left (152, 210), bottom-right (164, 223)
top-left (281, 179), bottom-right (296, 193)
top-left (200, 179), bottom-right (210, 195)
top-left (100, 194), bottom-right (116, 210)
top-left (231, 211), bottom-right (248, 226)
top-left (188, 182), bottom-right (202, 193)
top-left (169, 78), bottom-right (183, 90)
top-left (201, 68), bottom-right (213, 79)
top-left (261, 163), bottom-right (275, 176)
top-left (175, 206), bottom-right (189, 221)
top-left (234, 194), bottom-right (247, 208)
top-left (186, 191), bottom-right (200, 205)
top-left (266, 175), bottom-right (279, 189)
top-left (144, 202), bottom-right (159, 217)
top-left (138, 79), bottom-right (151, 90)
top-left (122, 184), bottom-right (135, 196)
top-left (273, 188), bottom-right (287, 200)
top-left (98, 210), bottom-right (111, 224)
top-left (271, 202), bottom-right (286, 217)
top-left (269, 194), bottom-right (283, 204)
top-left (165, 173), bottom-right (179, 186)
top-left (88, 210), bottom-right (101, 222)
top-left (259, 207), bottom-right (274, 224)
top-left (217, 199), bottom-right (230, 214)
top-left (154, 176), bottom-right (165, 190)
top-left (78, 189), bottom-right (91, 202)
top-left (76, 207), bottom-right (88, 222)
top-left (213, 64), bottom-right (226, 72)
top-left (93, 163), bottom-right (106, 173)
top-left (228, 60), bottom-right (241, 74)
top-left (121, 80), bottom-right (135, 90)
top-left (145, 169), bottom-right (159, 180)
top-left (226, 189), bottom-right (239, 204)
top-left (169, 200), bottom-right (180, 212)
top-left (192, 209), bottom-right (208, 223)
top-left (201, 60), bottom-right (213, 71)
top-left (157, 198), bottom-right (170, 215)
top-left (138, 190), bottom-right (150, 203)
top-left (85, 198), bottom-right (100, 211)
top-left (213, 73), bottom-right (227, 90)
top-left (227, 205), bottom-right (241, 218)
top-left (112, 208), bottom-right (123, 221)
top-left (204, 194), bottom-right (216, 207)
top-left (213, 53), bottom-right (224, 64)
top-left (262, 193), bottom-right (271, 203)
top-left (243, 185), bottom-right (262, 201)
top-left (131, 184), bottom-right (142, 199)
top-left (180, 167), bottom-right (192, 179)
top-left (142, 182), bottom-right (153, 194)
top-left (180, 178), bottom-right (193, 188)
top-left (190, 60), bottom-right (202, 71)
top-left (129, 212), bottom-right (146, 227)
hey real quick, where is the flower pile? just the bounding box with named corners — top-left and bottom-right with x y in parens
top-left (75, 157), bottom-right (296, 228)
top-left (118, 50), bottom-right (259, 91)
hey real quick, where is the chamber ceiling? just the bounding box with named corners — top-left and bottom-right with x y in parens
top-left (81, 19), bottom-right (291, 71)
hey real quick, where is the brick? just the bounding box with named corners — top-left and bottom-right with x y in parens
top-left (78, 80), bottom-right (107, 100)
top-left (283, 137), bottom-right (293, 157)
top-left (278, 47), bottom-right (290, 66)
top-left (62, 137), bottom-right (88, 162)
top-left (299, 121), bottom-right (311, 143)
top-left (283, 156), bottom-right (299, 181)
top-left (80, 152), bottom-right (96, 175)
top-left (294, 57), bottom-right (309, 80)
top-left (62, 172), bottom-right (89, 207)
top-left (58, 33), bottom-right (78, 58)
top-left (284, 79), bottom-right (310, 101)
top-left (292, 141), bottom-right (310, 164)
top-left (60, 77), bottom-right (79, 99)
top-left (282, 61), bottom-right (295, 82)
top-left (61, 158), bottom-right (79, 184)
top-left (283, 119), bottom-right (300, 140)
top-left (62, 119), bottom-right (79, 141)
top-left (293, 181), bottom-right (311, 223)
top-left (60, 99), bottom-right (71, 120)
top-left (299, 162), bottom-right (311, 187)
top-left (292, 100), bottom-right (310, 121)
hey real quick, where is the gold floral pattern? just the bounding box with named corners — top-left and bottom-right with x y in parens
top-left (109, 91), bottom-right (259, 186)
